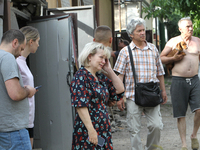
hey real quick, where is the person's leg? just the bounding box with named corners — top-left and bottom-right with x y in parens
top-left (191, 111), bottom-right (200, 149)
top-left (189, 76), bottom-right (200, 149)
top-left (190, 109), bottom-right (200, 149)
top-left (0, 129), bottom-right (31, 150)
top-left (177, 117), bottom-right (187, 148)
top-left (170, 76), bottom-right (190, 149)
top-left (191, 109), bottom-right (200, 138)
top-left (30, 138), bottom-right (33, 148)
top-left (126, 98), bottom-right (143, 150)
top-left (0, 132), bottom-right (12, 150)
top-left (27, 128), bottom-right (34, 148)
top-left (11, 128), bottom-right (32, 150)
top-left (145, 105), bottom-right (163, 150)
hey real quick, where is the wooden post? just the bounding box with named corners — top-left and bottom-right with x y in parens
top-left (3, 0), bottom-right (11, 32)
top-left (46, 0), bottom-right (57, 8)
top-left (118, 0), bottom-right (121, 33)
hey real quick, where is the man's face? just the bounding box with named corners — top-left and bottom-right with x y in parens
top-left (130, 24), bottom-right (146, 42)
top-left (118, 41), bottom-right (126, 50)
top-left (13, 39), bottom-right (26, 58)
top-left (179, 20), bottom-right (193, 37)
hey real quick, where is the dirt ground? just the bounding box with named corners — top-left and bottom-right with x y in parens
top-left (110, 77), bottom-right (200, 150)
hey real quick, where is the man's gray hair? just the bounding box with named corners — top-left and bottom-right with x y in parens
top-left (178, 17), bottom-right (191, 28)
top-left (126, 18), bottom-right (146, 36)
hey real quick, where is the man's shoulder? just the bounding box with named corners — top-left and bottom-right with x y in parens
top-left (168, 36), bottom-right (180, 42)
top-left (166, 36), bottom-right (181, 46)
top-left (119, 46), bottom-right (129, 54)
top-left (0, 50), bottom-right (12, 56)
top-left (192, 36), bottom-right (200, 41)
top-left (146, 42), bottom-right (157, 51)
top-left (146, 41), bottom-right (156, 47)
top-left (0, 50), bottom-right (14, 60)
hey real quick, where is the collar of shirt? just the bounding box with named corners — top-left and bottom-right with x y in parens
top-left (129, 41), bottom-right (153, 51)
top-left (80, 66), bottom-right (106, 85)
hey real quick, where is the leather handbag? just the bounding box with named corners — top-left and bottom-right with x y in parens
top-left (127, 45), bottom-right (163, 107)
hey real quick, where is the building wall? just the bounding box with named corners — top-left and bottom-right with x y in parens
top-left (143, 0), bottom-right (153, 31)
top-left (46, 0), bottom-right (72, 8)
top-left (98, 0), bottom-right (112, 29)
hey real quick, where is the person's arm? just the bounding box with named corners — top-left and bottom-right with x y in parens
top-left (5, 77), bottom-right (36, 101)
top-left (111, 51), bottom-right (116, 58)
top-left (160, 45), bottom-right (185, 64)
top-left (199, 54), bottom-right (200, 61)
top-left (103, 59), bottom-right (124, 94)
top-left (116, 74), bottom-right (125, 111)
top-left (76, 107), bottom-right (98, 146)
top-left (157, 75), bottom-right (167, 104)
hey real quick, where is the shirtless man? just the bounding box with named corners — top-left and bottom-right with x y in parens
top-left (160, 17), bottom-right (200, 150)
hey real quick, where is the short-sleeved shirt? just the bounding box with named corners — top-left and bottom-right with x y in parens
top-left (70, 66), bottom-right (123, 150)
top-left (114, 41), bottom-right (165, 101)
top-left (16, 56), bottom-right (35, 128)
top-left (0, 50), bottom-right (29, 132)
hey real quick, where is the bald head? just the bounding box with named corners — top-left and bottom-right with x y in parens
top-left (94, 25), bottom-right (112, 47)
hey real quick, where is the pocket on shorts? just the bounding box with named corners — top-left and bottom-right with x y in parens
top-left (0, 132), bottom-right (12, 149)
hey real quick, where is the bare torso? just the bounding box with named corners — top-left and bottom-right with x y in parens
top-left (170, 36), bottom-right (200, 77)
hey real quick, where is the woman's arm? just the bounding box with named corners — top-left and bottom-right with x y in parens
top-left (76, 107), bottom-right (98, 146)
top-left (103, 59), bottom-right (124, 94)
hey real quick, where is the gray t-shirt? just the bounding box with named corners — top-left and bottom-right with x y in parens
top-left (0, 50), bottom-right (29, 132)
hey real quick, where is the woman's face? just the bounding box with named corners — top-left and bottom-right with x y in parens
top-left (30, 37), bottom-right (40, 53)
top-left (89, 49), bottom-right (107, 72)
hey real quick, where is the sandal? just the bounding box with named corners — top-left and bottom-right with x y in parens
top-left (181, 147), bottom-right (188, 150)
top-left (191, 138), bottom-right (199, 150)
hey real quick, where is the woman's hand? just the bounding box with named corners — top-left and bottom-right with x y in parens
top-left (117, 98), bottom-right (125, 111)
top-left (107, 100), bottom-right (116, 107)
top-left (88, 128), bottom-right (98, 146)
top-left (102, 59), bottom-right (112, 73)
top-left (76, 107), bottom-right (98, 146)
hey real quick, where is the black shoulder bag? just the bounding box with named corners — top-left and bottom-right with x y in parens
top-left (127, 45), bottom-right (163, 107)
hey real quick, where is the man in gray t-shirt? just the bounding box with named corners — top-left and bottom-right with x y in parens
top-left (0, 29), bottom-right (37, 150)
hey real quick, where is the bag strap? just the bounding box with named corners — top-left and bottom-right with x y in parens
top-left (127, 45), bottom-right (137, 84)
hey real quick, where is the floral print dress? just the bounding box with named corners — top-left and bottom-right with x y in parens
top-left (70, 67), bottom-right (123, 150)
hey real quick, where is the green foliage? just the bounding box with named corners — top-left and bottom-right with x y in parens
top-left (142, 0), bottom-right (179, 23)
top-left (142, 0), bottom-right (200, 37)
top-left (173, 0), bottom-right (200, 36)
top-left (164, 15), bottom-right (181, 39)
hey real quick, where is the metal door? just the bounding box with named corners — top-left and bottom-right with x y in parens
top-left (28, 15), bottom-right (74, 150)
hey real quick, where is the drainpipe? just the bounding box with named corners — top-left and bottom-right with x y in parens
top-left (95, 0), bottom-right (99, 26)
top-left (3, 0), bottom-right (11, 32)
top-left (118, 0), bottom-right (121, 32)
top-left (111, 0), bottom-right (115, 50)
top-left (139, 1), bottom-right (142, 18)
